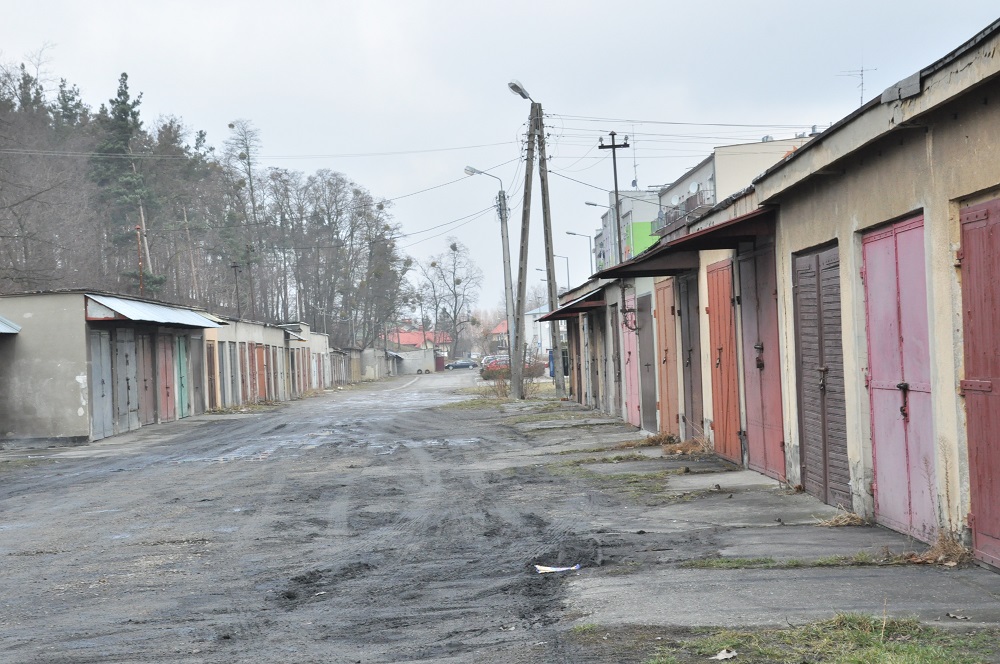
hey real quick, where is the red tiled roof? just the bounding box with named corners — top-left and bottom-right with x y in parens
top-left (490, 320), bottom-right (508, 335)
top-left (387, 329), bottom-right (452, 347)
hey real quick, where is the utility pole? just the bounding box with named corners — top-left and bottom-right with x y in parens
top-left (135, 225), bottom-right (144, 297)
top-left (464, 164), bottom-right (517, 391)
top-left (231, 262), bottom-right (242, 318)
top-left (497, 189), bottom-right (517, 375)
top-left (536, 105), bottom-right (566, 398)
top-left (511, 104), bottom-right (536, 400)
top-left (598, 131), bottom-right (629, 264)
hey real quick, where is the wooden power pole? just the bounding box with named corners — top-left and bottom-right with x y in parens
top-left (535, 105), bottom-right (566, 398)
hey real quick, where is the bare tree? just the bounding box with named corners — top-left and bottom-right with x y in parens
top-left (415, 239), bottom-right (483, 357)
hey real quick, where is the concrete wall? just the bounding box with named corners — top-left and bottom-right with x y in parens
top-left (360, 348), bottom-right (388, 381)
top-left (394, 349), bottom-right (435, 375)
top-left (766, 72), bottom-right (1000, 527)
top-left (0, 293), bottom-right (89, 443)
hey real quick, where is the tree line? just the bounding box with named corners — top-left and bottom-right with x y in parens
top-left (0, 64), bottom-right (465, 350)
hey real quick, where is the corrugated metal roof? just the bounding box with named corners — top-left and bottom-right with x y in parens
top-left (200, 312), bottom-right (230, 325)
top-left (0, 314), bottom-right (21, 334)
top-left (86, 294), bottom-right (220, 328)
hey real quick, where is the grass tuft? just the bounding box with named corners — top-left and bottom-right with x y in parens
top-left (646, 613), bottom-right (999, 663)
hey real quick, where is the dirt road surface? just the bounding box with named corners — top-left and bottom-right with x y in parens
top-left (2, 372), bottom-right (999, 663)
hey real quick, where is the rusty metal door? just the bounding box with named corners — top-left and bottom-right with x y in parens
top-left (239, 342), bottom-right (249, 404)
top-left (229, 342), bottom-right (239, 406)
top-left (738, 245), bottom-right (786, 480)
top-left (256, 344), bottom-right (267, 400)
top-left (707, 260), bottom-right (741, 463)
top-left (610, 305), bottom-right (622, 418)
top-left (175, 335), bottom-right (189, 418)
top-left (678, 273), bottom-right (703, 440)
top-left (959, 198), bottom-right (1000, 567)
top-left (114, 328), bottom-right (140, 433)
top-left (271, 346), bottom-right (279, 400)
top-left (622, 295), bottom-right (642, 427)
top-left (156, 334), bottom-right (176, 422)
top-left (206, 341), bottom-right (218, 411)
top-left (89, 329), bottom-right (114, 440)
top-left (247, 342), bottom-right (258, 403)
top-left (589, 311), bottom-right (602, 410)
top-left (137, 334), bottom-right (156, 425)
top-left (794, 246), bottom-right (851, 507)
top-left (190, 334), bottom-right (204, 416)
top-left (654, 279), bottom-right (680, 437)
top-left (863, 217), bottom-right (937, 541)
top-left (636, 293), bottom-right (658, 432)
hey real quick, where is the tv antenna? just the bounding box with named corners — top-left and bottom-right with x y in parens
top-left (839, 63), bottom-right (877, 108)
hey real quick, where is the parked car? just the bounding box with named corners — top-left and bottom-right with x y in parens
top-left (481, 355), bottom-right (510, 370)
top-left (445, 359), bottom-right (478, 370)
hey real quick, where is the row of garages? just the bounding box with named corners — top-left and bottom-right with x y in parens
top-left (548, 21), bottom-right (1000, 569)
top-left (0, 291), bottom-right (386, 445)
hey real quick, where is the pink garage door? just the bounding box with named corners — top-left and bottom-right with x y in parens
top-left (622, 295), bottom-right (641, 427)
top-left (863, 217), bottom-right (936, 542)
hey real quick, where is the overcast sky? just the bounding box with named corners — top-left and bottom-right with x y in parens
top-left (5, 1), bottom-right (999, 312)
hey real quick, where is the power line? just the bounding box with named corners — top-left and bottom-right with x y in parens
top-left (546, 113), bottom-right (814, 130)
top-left (401, 208), bottom-right (494, 249)
top-left (0, 140), bottom-right (519, 161)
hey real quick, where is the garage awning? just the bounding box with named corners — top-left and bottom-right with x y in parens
top-left (0, 314), bottom-right (20, 334)
top-left (85, 294), bottom-right (220, 328)
top-left (595, 208), bottom-right (775, 279)
top-left (538, 288), bottom-right (606, 322)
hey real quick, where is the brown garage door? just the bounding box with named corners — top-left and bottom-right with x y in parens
top-left (959, 198), bottom-right (1000, 567)
top-left (707, 259), bottom-right (741, 464)
top-left (738, 243), bottom-right (786, 481)
top-left (654, 278), bottom-right (680, 437)
top-left (793, 245), bottom-right (851, 507)
top-left (678, 273), bottom-right (703, 440)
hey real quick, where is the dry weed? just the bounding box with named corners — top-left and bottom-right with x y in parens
top-left (906, 532), bottom-right (973, 566)
top-left (662, 435), bottom-right (713, 456)
top-left (815, 506), bottom-right (868, 527)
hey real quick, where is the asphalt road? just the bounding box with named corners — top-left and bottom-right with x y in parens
top-left (2, 372), bottom-right (999, 663)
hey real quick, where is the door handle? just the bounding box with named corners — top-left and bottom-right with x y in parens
top-left (897, 382), bottom-right (909, 419)
top-left (817, 366), bottom-right (829, 392)
top-left (715, 347), bottom-right (722, 368)
top-left (754, 341), bottom-right (764, 369)
top-left (662, 350), bottom-right (668, 365)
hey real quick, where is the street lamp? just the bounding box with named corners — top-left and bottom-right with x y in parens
top-left (566, 231), bottom-right (594, 275)
top-left (554, 254), bottom-right (571, 291)
top-left (535, 267), bottom-right (554, 289)
top-left (465, 166), bottom-right (521, 364)
top-left (585, 201), bottom-right (621, 267)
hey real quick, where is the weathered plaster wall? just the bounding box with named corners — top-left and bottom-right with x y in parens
top-left (770, 74), bottom-right (1000, 528)
top-left (0, 293), bottom-right (89, 442)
